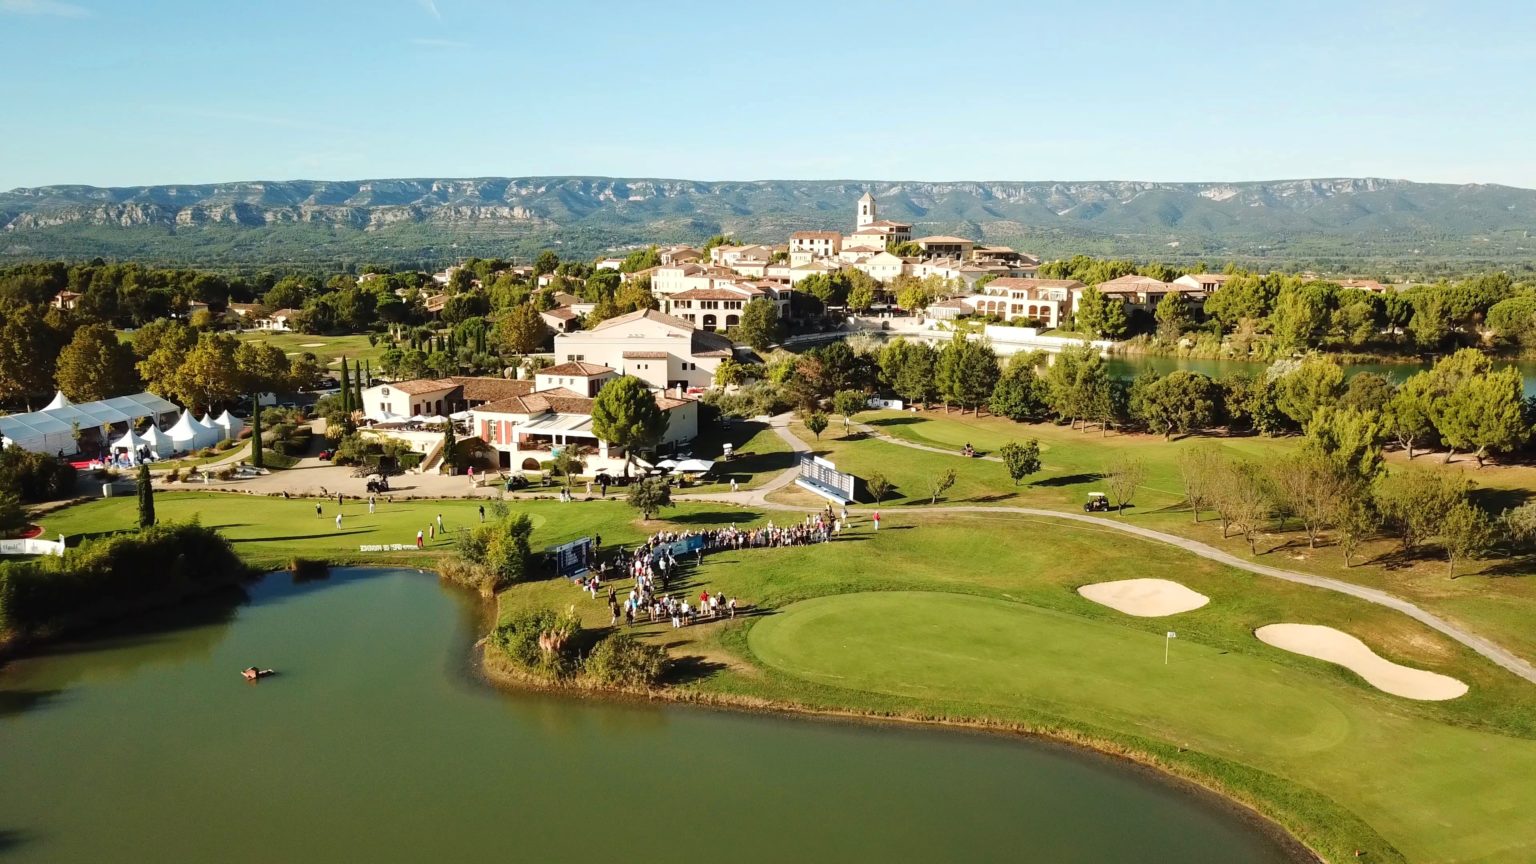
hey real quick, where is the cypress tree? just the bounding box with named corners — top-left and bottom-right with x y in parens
top-left (136, 461), bottom-right (155, 529)
top-left (353, 370), bottom-right (364, 411)
top-left (250, 393), bottom-right (264, 469)
top-left (339, 358), bottom-right (352, 413)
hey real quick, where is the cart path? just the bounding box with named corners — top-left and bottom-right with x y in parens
top-left (680, 421), bottom-right (1536, 685)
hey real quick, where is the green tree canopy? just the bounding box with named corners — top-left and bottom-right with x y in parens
top-left (591, 375), bottom-right (667, 476)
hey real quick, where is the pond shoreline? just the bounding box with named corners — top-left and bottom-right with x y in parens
top-left (470, 622), bottom-right (1342, 864)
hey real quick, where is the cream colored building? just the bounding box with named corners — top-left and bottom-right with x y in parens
top-left (553, 308), bottom-right (735, 391)
top-left (963, 278), bottom-right (1084, 328)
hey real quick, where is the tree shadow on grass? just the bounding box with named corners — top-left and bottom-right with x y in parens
top-left (1368, 544), bottom-right (1448, 571)
top-left (865, 417), bottom-right (926, 429)
top-left (0, 831), bottom-right (30, 854)
top-left (1471, 486), bottom-right (1534, 513)
top-left (1033, 472), bottom-right (1104, 488)
top-left (662, 510), bottom-right (763, 527)
top-left (966, 492), bottom-right (1020, 503)
top-left (665, 655), bottom-right (728, 685)
top-left (1472, 554), bottom-right (1536, 578)
top-left (230, 528), bottom-right (372, 543)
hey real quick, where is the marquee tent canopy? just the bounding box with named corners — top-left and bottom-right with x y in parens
top-left (0, 391), bottom-right (180, 454)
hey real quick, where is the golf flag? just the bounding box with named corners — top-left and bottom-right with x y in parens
top-left (1164, 631), bottom-right (1176, 664)
top-left (1167, 631), bottom-right (1177, 639)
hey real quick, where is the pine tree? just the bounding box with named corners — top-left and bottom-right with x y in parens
top-left (250, 393), bottom-right (264, 469)
top-left (136, 461), bottom-right (155, 529)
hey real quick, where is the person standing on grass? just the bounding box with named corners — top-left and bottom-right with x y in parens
top-left (335, 512), bottom-right (342, 530)
top-left (416, 530), bottom-right (424, 549)
top-left (429, 523), bottom-right (436, 541)
top-left (315, 502), bottom-right (322, 518)
top-left (337, 491), bottom-right (343, 508)
top-left (478, 504), bottom-right (485, 522)
top-left (368, 495), bottom-right (375, 515)
top-left (872, 510), bottom-right (880, 531)
top-left (730, 478), bottom-right (738, 493)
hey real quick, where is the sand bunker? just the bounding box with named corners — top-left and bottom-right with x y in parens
top-left (1255, 624), bottom-right (1468, 701)
top-left (1077, 578), bottom-right (1210, 617)
top-left (300, 342), bottom-right (326, 347)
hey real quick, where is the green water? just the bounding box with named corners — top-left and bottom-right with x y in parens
top-left (0, 569), bottom-right (1304, 863)
top-left (1109, 354), bottom-right (1536, 396)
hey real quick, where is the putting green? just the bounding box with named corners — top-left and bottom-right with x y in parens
top-left (748, 591), bottom-right (1536, 863)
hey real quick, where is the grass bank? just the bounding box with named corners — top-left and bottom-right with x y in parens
top-left (494, 509), bottom-right (1536, 864)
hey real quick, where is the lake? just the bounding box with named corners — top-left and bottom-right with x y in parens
top-left (0, 568), bottom-right (1306, 863)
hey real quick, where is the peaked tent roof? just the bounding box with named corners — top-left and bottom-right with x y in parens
top-left (43, 391), bottom-right (72, 410)
top-left (111, 428), bottom-right (147, 450)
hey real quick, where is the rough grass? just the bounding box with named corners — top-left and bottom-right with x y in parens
top-left (496, 509), bottom-right (1536, 864)
top-left (800, 409), bottom-right (1536, 665)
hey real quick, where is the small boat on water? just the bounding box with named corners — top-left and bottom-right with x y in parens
top-left (241, 667), bottom-right (276, 681)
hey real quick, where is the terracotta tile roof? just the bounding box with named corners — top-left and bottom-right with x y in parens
top-left (270, 308), bottom-right (302, 319)
top-left (474, 394), bottom-right (548, 416)
top-left (450, 377), bottom-right (534, 401)
top-left (672, 287), bottom-right (756, 301)
top-left (623, 351), bottom-right (668, 359)
top-left (1094, 274), bottom-right (1174, 294)
top-left (540, 361), bottom-right (615, 377)
top-left (541, 307), bottom-right (579, 321)
top-left (691, 330), bottom-right (735, 358)
top-left (916, 235), bottom-right (974, 244)
top-left (589, 307), bottom-right (694, 333)
top-left (550, 291), bottom-right (585, 306)
top-left (791, 231), bottom-right (842, 241)
top-left (655, 394), bottom-right (692, 410)
top-left (383, 378), bottom-right (459, 395)
top-left (987, 278), bottom-right (1085, 291)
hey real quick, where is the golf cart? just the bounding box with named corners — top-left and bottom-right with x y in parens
top-left (365, 475), bottom-right (391, 494)
top-left (1083, 492), bottom-right (1110, 513)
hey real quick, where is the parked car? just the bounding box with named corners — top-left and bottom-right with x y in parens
top-left (318, 449), bottom-right (334, 461)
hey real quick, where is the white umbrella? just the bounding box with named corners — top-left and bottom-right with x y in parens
top-left (674, 458), bottom-right (714, 473)
top-left (419, 414), bottom-right (449, 424)
top-left (655, 458), bottom-right (679, 469)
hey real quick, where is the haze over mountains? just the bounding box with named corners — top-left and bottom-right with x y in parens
top-left (4, 176), bottom-right (1535, 272)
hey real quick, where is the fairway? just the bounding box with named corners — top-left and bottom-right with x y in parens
top-left (38, 492), bottom-right (762, 569)
top-left (747, 591), bottom-right (1536, 863)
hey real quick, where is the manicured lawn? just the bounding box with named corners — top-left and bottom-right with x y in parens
top-left (236, 331), bottom-right (388, 371)
top-left (803, 409), bottom-right (1536, 666)
top-left (681, 418), bottom-right (796, 494)
top-left (38, 492), bottom-right (764, 571)
top-left (495, 509), bottom-right (1536, 863)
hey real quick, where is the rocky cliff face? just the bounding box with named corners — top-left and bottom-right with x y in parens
top-left (3, 176), bottom-right (1533, 266)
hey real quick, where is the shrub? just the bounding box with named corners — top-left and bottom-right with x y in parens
top-left (217, 440), bottom-right (235, 451)
top-left (166, 468), bottom-right (181, 483)
top-left (0, 522), bottom-right (246, 643)
top-left (237, 427), bottom-right (253, 440)
top-left (583, 633), bottom-right (667, 687)
top-left (0, 447), bottom-right (76, 502)
top-left (215, 467), bottom-right (236, 481)
top-left (199, 448), bottom-right (217, 458)
top-left (490, 606), bottom-right (582, 679)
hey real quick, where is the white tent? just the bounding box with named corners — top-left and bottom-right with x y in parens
top-left (198, 413), bottom-right (218, 433)
top-left (212, 410), bottom-right (243, 442)
top-left (674, 459), bottom-right (715, 474)
top-left (141, 424), bottom-right (173, 457)
top-left (0, 411), bottom-right (75, 455)
top-left (111, 428), bottom-right (147, 453)
top-left (43, 391), bottom-right (72, 411)
top-left (166, 410), bottom-right (217, 451)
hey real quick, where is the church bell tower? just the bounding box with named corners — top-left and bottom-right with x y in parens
top-left (857, 191), bottom-right (876, 228)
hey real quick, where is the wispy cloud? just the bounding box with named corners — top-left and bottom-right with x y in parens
top-left (410, 37), bottom-right (469, 49)
top-left (416, 0), bottom-right (440, 19)
top-left (0, 0), bottom-right (91, 18)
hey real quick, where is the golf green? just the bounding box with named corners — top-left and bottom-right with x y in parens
top-left (747, 591), bottom-right (1536, 863)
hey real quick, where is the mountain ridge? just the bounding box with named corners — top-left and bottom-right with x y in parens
top-left (4, 176), bottom-right (1535, 271)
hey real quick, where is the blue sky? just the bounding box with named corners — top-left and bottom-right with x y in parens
top-left (2, 0), bottom-right (1532, 189)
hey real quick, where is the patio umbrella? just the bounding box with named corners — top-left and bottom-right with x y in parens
top-left (655, 458), bottom-right (679, 469)
top-left (673, 458), bottom-right (715, 474)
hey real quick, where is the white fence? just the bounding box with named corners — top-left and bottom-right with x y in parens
top-left (0, 537), bottom-right (66, 556)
